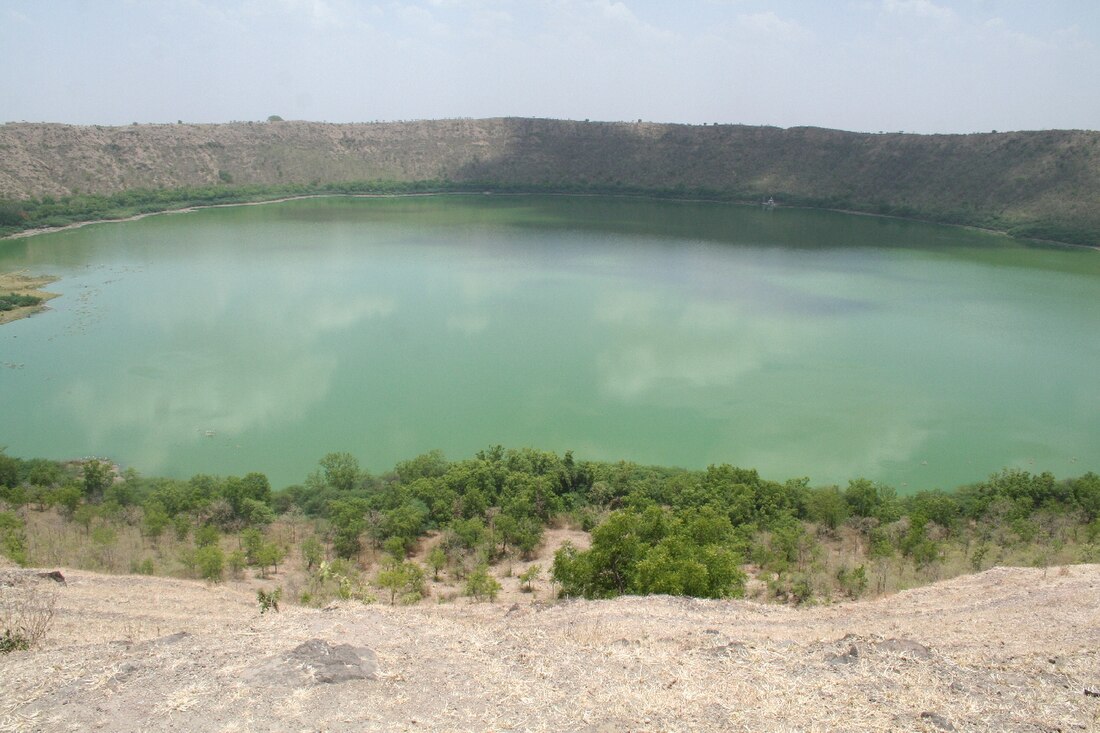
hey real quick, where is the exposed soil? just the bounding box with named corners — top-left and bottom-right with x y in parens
top-left (3, 119), bottom-right (1099, 246)
top-left (2, 563), bottom-right (1097, 732)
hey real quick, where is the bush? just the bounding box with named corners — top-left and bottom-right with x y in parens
top-left (836, 564), bottom-right (868, 598)
top-left (0, 512), bottom-right (28, 566)
top-left (301, 535), bottom-right (324, 571)
top-left (257, 587), bottom-right (282, 614)
top-left (0, 293), bottom-right (43, 312)
top-left (0, 578), bottom-right (57, 653)
top-left (464, 564), bottom-right (501, 602)
top-left (553, 506), bottom-right (746, 599)
top-left (518, 564), bottom-right (541, 592)
top-left (130, 558), bottom-right (156, 575)
top-left (375, 559), bottom-right (427, 605)
top-left (196, 544), bottom-right (225, 582)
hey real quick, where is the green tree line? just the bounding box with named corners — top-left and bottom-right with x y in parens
top-left (1, 447), bottom-right (1097, 604)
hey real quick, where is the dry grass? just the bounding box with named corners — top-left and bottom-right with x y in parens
top-left (0, 563), bottom-right (1096, 732)
top-left (0, 572), bottom-right (58, 652)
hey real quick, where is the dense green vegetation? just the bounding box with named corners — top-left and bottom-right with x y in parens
top-left (0, 293), bottom-right (43, 311)
top-left (1, 447), bottom-right (1098, 608)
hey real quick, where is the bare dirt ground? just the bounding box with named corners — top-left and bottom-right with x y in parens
top-left (2, 563), bottom-right (1097, 733)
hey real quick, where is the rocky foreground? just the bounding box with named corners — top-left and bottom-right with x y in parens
top-left (2, 564), bottom-right (1098, 732)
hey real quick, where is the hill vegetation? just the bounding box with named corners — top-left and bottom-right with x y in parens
top-left (2, 447), bottom-right (1097, 613)
top-left (2, 118), bottom-right (1099, 245)
top-left (3, 445), bottom-right (1099, 730)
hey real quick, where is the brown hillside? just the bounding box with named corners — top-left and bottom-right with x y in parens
top-left (2, 119), bottom-right (1099, 244)
top-left (2, 564), bottom-right (1098, 732)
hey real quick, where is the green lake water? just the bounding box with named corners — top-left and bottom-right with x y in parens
top-left (1, 195), bottom-right (1097, 490)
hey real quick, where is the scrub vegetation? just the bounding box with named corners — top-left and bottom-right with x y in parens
top-left (1, 447), bottom-right (1097, 611)
top-left (2, 118), bottom-right (1099, 246)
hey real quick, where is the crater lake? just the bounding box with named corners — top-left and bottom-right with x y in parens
top-left (1, 195), bottom-right (1097, 489)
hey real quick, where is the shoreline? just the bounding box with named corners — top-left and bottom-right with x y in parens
top-left (2, 190), bottom-right (1099, 252)
top-left (0, 271), bottom-right (60, 326)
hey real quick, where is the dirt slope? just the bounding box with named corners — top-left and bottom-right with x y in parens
top-left (3, 119), bottom-right (1100, 244)
top-left (2, 565), bottom-right (1097, 732)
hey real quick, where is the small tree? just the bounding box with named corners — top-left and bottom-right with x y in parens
top-left (375, 559), bottom-right (426, 605)
top-left (142, 500), bottom-right (170, 543)
top-left (301, 535), bottom-right (324, 571)
top-left (82, 460), bottom-right (112, 502)
top-left (0, 512), bottom-right (27, 566)
top-left (464, 564), bottom-right (501, 602)
top-left (382, 536), bottom-right (407, 560)
top-left (427, 546), bottom-right (446, 581)
top-left (194, 524), bottom-right (220, 548)
top-left (518, 564), bottom-right (541, 592)
top-left (255, 542), bottom-right (286, 578)
top-left (196, 544), bottom-right (225, 582)
top-left (227, 549), bottom-right (247, 578)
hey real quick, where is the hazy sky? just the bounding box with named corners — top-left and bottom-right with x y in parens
top-left (3, 0), bottom-right (1098, 133)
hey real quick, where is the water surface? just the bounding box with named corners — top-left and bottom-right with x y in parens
top-left (1, 196), bottom-right (1097, 489)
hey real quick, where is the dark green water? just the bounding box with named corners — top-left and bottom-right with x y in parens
top-left (1, 195), bottom-right (1097, 489)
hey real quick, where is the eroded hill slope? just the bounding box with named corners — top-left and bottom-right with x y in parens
top-left (2, 119), bottom-right (1099, 244)
top-left (2, 564), bottom-right (1098, 732)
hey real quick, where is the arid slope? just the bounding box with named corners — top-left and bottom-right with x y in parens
top-left (3, 564), bottom-right (1098, 732)
top-left (2, 119), bottom-right (1100, 244)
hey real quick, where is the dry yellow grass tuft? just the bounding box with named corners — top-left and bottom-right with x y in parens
top-left (1, 563), bottom-right (1097, 732)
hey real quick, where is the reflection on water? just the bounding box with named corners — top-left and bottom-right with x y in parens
top-left (1, 195), bottom-right (1098, 489)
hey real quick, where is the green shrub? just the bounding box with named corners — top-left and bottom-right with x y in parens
top-left (518, 564), bottom-right (541, 592)
top-left (464, 564), bottom-right (501, 602)
top-left (836, 564), bottom-right (868, 598)
top-left (376, 559), bottom-right (427, 605)
top-left (196, 544), bottom-right (225, 582)
top-left (130, 558), bottom-right (156, 575)
top-left (427, 546), bottom-right (447, 580)
top-left (301, 535), bottom-right (324, 571)
top-left (0, 293), bottom-right (42, 312)
top-left (257, 587), bottom-right (282, 614)
top-left (0, 512), bottom-right (28, 566)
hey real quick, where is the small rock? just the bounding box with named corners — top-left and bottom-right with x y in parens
top-left (1085, 686), bottom-right (1100, 698)
top-left (919, 711), bottom-right (955, 731)
top-left (878, 638), bottom-right (933, 660)
top-left (287, 639), bottom-right (377, 684)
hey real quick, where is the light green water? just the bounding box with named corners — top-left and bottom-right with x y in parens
top-left (1, 195), bottom-right (1097, 490)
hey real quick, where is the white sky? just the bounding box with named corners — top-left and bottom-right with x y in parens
top-left (2, 0), bottom-right (1098, 133)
